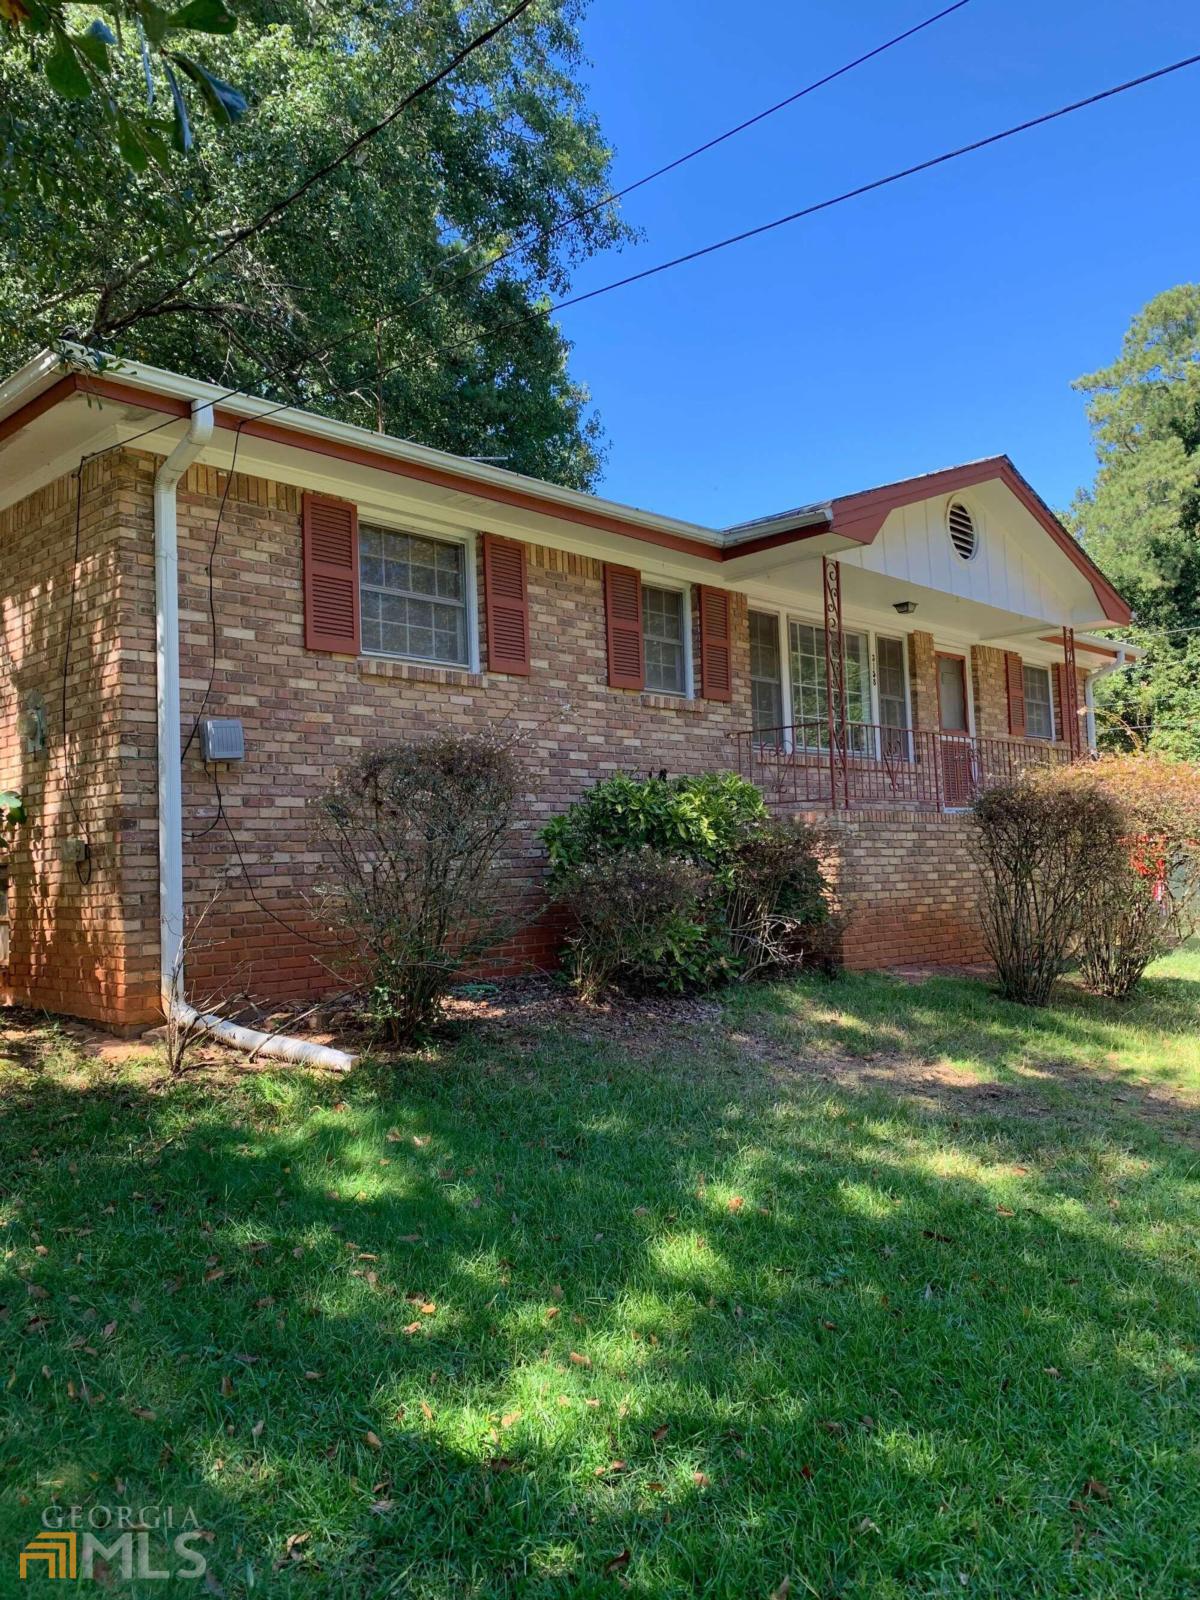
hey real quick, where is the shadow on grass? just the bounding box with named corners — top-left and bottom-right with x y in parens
top-left (0, 1006), bottom-right (1198, 1597)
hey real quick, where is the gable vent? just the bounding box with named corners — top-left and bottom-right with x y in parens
top-left (947, 500), bottom-right (978, 561)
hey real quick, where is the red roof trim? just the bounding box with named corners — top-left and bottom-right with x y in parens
top-left (828, 457), bottom-right (1131, 624)
top-left (31, 375), bottom-right (736, 564)
top-left (0, 380), bottom-right (1133, 621)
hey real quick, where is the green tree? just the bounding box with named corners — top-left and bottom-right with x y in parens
top-left (0, 0), bottom-right (627, 489)
top-left (1070, 284), bottom-right (1200, 755)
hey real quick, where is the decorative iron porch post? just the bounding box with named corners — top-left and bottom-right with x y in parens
top-left (1062, 625), bottom-right (1081, 758)
top-left (823, 556), bottom-right (849, 808)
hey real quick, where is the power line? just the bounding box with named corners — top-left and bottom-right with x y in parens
top-left (486, 49), bottom-right (1200, 329)
top-left (372, 0), bottom-right (975, 341)
top-left (78, 0), bottom-right (975, 416)
top-left (100, 0), bottom-right (538, 341)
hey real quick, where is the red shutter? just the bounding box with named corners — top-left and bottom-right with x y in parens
top-left (698, 586), bottom-right (732, 702)
top-left (1004, 651), bottom-right (1026, 738)
top-left (482, 533), bottom-right (530, 675)
top-left (302, 492), bottom-right (360, 653)
top-left (604, 563), bottom-right (644, 690)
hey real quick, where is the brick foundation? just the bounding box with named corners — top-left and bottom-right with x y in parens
top-left (803, 808), bottom-right (986, 969)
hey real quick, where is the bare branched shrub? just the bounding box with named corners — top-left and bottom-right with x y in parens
top-left (164, 885), bottom-right (242, 1077)
top-left (556, 850), bottom-right (715, 1000)
top-left (311, 732), bottom-right (521, 1042)
top-left (971, 777), bottom-right (1125, 1006)
top-left (723, 819), bottom-right (831, 977)
top-left (1045, 756), bottom-right (1200, 999)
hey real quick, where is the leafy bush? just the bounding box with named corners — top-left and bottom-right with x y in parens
top-left (1041, 756), bottom-right (1200, 999)
top-left (556, 850), bottom-right (719, 1000)
top-left (971, 777), bottom-right (1125, 1006)
top-left (543, 774), bottom-right (829, 995)
top-left (311, 733), bottom-right (521, 1042)
top-left (542, 771), bottom-right (767, 880)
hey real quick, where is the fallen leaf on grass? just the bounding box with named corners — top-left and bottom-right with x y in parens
top-left (771, 1582), bottom-right (792, 1600)
top-left (651, 1424), bottom-right (669, 1443)
top-left (594, 1460), bottom-right (626, 1480)
top-left (420, 1401), bottom-right (434, 1421)
top-left (219, 1375), bottom-right (233, 1398)
top-left (603, 1550), bottom-right (630, 1575)
top-left (727, 1196), bottom-right (744, 1213)
top-left (545, 1306), bottom-right (560, 1321)
top-left (370, 1499), bottom-right (394, 1514)
top-left (251, 1419), bottom-right (264, 1441)
top-left (364, 1430), bottom-right (384, 1451)
top-left (401, 1321), bottom-right (422, 1335)
top-left (130, 1406), bottom-right (156, 1421)
top-left (692, 1471), bottom-right (710, 1487)
top-left (568, 1352), bottom-right (591, 1368)
top-left (996, 1205), bottom-right (1015, 1218)
top-left (501, 1409), bottom-right (521, 1429)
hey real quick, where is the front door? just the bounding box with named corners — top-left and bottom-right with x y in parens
top-left (936, 653), bottom-right (974, 805)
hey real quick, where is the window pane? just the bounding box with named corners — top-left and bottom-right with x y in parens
top-left (1023, 665), bottom-right (1054, 740)
top-left (876, 636), bottom-right (909, 730)
top-left (938, 656), bottom-right (968, 731)
top-left (359, 525), bottom-right (467, 665)
top-left (749, 611), bottom-right (783, 735)
top-left (788, 622), bottom-right (869, 748)
top-left (642, 585), bottom-right (685, 694)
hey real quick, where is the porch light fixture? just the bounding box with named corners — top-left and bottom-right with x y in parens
top-left (893, 600), bottom-right (918, 615)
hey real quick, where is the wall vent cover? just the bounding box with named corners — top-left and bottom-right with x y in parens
top-left (947, 500), bottom-right (978, 561)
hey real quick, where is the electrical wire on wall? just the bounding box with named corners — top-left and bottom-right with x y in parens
top-left (59, 454), bottom-right (96, 885)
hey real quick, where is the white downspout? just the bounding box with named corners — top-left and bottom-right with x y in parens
top-left (154, 404), bottom-right (355, 1070)
top-left (1084, 646), bottom-right (1128, 751)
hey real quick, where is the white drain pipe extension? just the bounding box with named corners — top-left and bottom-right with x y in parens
top-left (154, 403), bottom-right (355, 1071)
top-left (1084, 646), bottom-right (1128, 751)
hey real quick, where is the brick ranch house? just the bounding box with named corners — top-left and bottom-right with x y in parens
top-left (0, 351), bottom-right (1138, 1031)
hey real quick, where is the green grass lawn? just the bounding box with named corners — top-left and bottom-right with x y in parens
top-left (3, 954), bottom-right (1200, 1597)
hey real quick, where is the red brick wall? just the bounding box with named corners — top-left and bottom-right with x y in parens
top-left (807, 808), bottom-right (987, 969)
top-left (0, 458), bottom-right (159, 1026)
top-left (130, 454), bottom-right (755, 1006)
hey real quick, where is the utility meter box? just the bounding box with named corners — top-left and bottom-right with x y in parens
top-left (199, 717), bottom-right (245, 763)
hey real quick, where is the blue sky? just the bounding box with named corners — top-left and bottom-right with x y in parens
top-left (559, 0), bottom-right (1198, 526)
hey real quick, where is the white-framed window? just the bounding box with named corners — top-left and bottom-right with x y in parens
top-left (359, 523), bottom-right (474, 667)
top-left (789, 620), bottom-right (872, 751)
top-left (749, 609), bottom-right (785, 735)
top-left (745, 607), bottom-right (913, 756)
top-left (1023, 664), bottom-right (1055, 741)
top-left (642, 582), bottom-right (691, 696)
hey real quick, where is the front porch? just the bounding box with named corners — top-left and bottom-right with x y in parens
top-left (735, 720), bottom-right (1074, 813)
top-left (733, 556), bottom-right (1090, 814)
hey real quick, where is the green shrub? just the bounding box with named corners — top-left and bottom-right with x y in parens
top-left (542, 771), bottom-right (767, 881)
top-left (556, 850), bottom-right (722, 999)
top-left (543, 774), bottom-right (829, 995)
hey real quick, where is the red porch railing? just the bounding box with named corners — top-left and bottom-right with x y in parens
top-left (734, 721), bottom-right (1075, 813)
